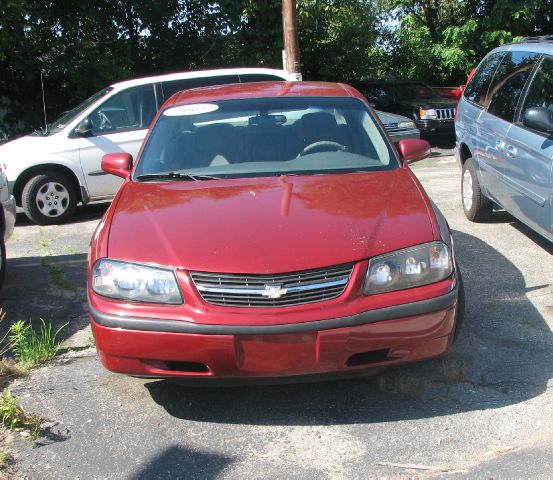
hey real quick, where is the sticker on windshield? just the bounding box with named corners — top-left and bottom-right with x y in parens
top-left (163, 104), bottom-right (219, 116)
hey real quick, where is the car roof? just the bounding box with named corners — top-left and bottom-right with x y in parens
top-left (492, 37), bottom-right (553, 55)
top-left (165, 81), bottom-right (363, 107)
top-left (110, 67), bottom-right (296, 91)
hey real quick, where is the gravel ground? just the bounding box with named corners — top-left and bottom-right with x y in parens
top-left (2, 153), bottom-right (553, 479)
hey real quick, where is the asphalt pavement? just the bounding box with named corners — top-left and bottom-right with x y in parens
top-left (2, 150), bottom-right (553, 479)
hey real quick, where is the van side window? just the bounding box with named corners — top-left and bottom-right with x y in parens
top-left (464, 52), bottom-right (505, 106)
top-left (486, 51), bottom-right (540, 122)
top-left (89, 85), bottom-right (156, 135)
top-left (520, 55), bottom-right (553, 121)
top-left (161, 75), bottom-right (240, 101)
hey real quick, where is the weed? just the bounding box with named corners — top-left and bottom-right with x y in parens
top-left (0, 390), bottom-right (41, 439)
top-left (39, 237), bottom-right (50, 250)
top-left (40, 258), bottom-right (78, 292)
top-left (441, 358), bottom-right (467, 384)
top-left (8, 319), bottom-right (66, 367)
top-left (0, 450), bottom-right (14, 469)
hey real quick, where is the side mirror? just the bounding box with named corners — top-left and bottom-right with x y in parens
top-left (397, 139), bottom-right (431, 165)
top-left (75, 118), bottom-right (93, 136)
top-left (522, 107), bottom-right (553, 134)
top-left (102, 153), bottom-right (133, 179)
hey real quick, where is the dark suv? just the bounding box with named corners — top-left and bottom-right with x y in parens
top-left (353, 79), bottom-right (457, 135)
top-left (456, 36), bottom-right (553, 242)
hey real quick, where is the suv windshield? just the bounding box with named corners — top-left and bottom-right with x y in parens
top-left (395, 83), bottom-right (437, 100)
top-left (134, 96), bottom-right (396, 180)
top-left (47, 87), bottom-right (113, 134)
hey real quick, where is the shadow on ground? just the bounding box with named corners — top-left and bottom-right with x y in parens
top-left (14, 201), bottom-right (110, 227)
top-left (144, 229), bottom-right (553, 426)
top-left (130, 446), bottom-right (233, 480)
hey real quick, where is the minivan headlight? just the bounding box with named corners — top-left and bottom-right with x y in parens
top-left (92, 259), bottom-right (183, 304)
top-left (364, 242), bottom-right (452, 295)
top-left (419, 108), bottom-right (437, 119)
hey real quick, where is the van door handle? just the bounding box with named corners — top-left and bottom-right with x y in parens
top-left (505, 145), bottom-right (517, 158)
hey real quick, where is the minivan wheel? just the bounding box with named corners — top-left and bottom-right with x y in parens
top-left (461, 157), bottom-right (492, 222)
top-left (22, 172), bottom-right (77, 225)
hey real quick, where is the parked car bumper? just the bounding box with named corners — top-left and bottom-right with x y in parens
top-left (388, 128), bottom-right (420, 144)
top-left (416, 119), bottom-right (455, 134)
top-left (89, 287), bottom-right (459, 382)
top-left (1, 195), bottom-right (16, 241)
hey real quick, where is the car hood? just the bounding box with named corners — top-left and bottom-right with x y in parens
top-left (0, 133), bottom-right (71, 162)
top-left (399, 97), bottom-right (458, 109)
top-left (376, 110), bottom-right (413, 124)
top-left (107, 170), bottom-right (435, 273)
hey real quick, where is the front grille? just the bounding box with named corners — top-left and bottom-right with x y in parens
top-left (383, 122), bottom-right (402, 133)
top-left (190, 263), bottom-right (354, 308)
top-left (436, 108), bottom-right (455, 120)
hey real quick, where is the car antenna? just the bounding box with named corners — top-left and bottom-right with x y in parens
top-left (40, 67), bottom-right (48, 134)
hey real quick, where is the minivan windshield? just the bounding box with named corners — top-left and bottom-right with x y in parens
top-left (47, 87), bottom-right (113, 134)
top-left (134, 96), bottom-right (396, 180)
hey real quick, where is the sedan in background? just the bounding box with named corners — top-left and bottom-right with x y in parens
top-left (88, 81), bottom-right (464, 383)
top-left (376, 110), bottom-right (420, 144)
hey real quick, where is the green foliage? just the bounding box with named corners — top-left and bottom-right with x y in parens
top-left (0, 0), bottom-right (551, 133)
top-left (0, 390), bottom-right (41, 439)
top-left (378, 0), bottom-right (547, 84)
top-left (8, 319), bottom-right (66, 367)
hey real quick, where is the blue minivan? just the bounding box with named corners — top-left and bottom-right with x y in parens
top-left (456, 36), bottom-right (553, 241)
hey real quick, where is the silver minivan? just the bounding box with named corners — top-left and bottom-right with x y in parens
top-left (456, 36), bottom-right (553, 242)
top-left (0, 68), bottom-right (295, 225)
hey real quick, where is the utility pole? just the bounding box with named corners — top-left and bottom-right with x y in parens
top-left (282, 0), bottom-right (302, 80)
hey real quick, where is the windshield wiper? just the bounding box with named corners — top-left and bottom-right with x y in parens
top-left (136, 172), bottom-right (221, 181)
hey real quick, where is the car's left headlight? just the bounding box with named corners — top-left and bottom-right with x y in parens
top-left (398, 121), bottom-right (416, 129)
top-left (92, 259), bottom-right (183, 304)
top-left (419, 108), bottom-right (437, 120)
top-left (364, 242), bottom-right (452, 295)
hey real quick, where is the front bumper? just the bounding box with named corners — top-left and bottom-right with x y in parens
top-left (1, 195), bottom-right (16, 241)
top-left (416, 119), bottom-right (454, 134)
top-left (89, 288), bottom-right (460, 382)
top-left (388, 129), bottom-right (420, 144)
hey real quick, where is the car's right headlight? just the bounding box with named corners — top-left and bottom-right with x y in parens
top-left (364, 241), bottom-right (452, 295)
top-left (92, 258), bottom-right (183, 304)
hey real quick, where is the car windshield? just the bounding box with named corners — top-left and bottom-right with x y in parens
top-left (395, 83), bottom-right (437, 100)
top-left (134, 96), bottom-right (396, 180)
top-left (47, 87), bottom-right (113, 134)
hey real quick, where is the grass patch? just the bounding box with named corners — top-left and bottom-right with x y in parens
top-left (0, 358), bottom-right (27, 390)
top-left (0, 390), bottom-right (41, 439)
top-left (0, 450), bottom-right (14, 470)
top-left (40, 258), bottom-right (78, 292)
top-left (8, 319), bottom-right (66, 368)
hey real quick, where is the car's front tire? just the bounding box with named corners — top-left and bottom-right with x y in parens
top-left (461, 157), bottom-right (492, 222)
top-left (22, 172), bottom-right (77, 225)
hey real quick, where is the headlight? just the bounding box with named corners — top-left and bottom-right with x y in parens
top-left (92, 259), bottom-right (183, 304)
top-left (419, 108), bottom-right (437, 119)
top-left (398, 121), bottom-right (415, 128)
top-left (364, 242), bottom-right (452, 295)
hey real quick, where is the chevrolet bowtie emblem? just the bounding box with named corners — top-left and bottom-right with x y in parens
top-left (261, 284), bottom-right (288, 299)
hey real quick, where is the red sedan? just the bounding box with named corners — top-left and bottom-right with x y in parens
top-left (88, 81), bottom-right (464, 383)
